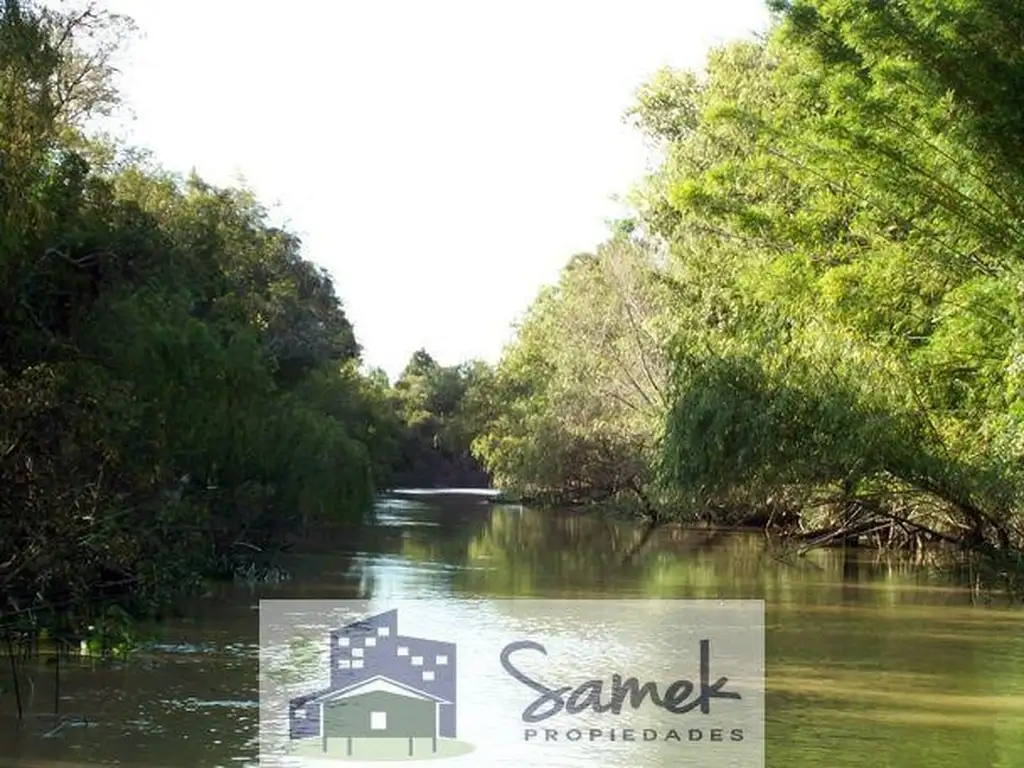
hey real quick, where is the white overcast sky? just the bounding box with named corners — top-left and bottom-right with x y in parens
top-left (100, 0), bottom-right (770, 380)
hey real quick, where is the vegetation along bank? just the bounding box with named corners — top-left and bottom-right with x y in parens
top-left (2, 0), bottom-right (1023, 659)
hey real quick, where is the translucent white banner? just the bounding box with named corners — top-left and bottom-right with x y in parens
top-left (259, 598), bottom-right (765, 767)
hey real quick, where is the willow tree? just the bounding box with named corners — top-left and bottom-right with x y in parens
top-left (627, 1), bottom-right (1024, 552)
top-left (473, 234), bottom-right (676, 518)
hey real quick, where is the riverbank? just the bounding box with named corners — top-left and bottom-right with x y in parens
top-left (480, 489), bottom-right (1024, 597)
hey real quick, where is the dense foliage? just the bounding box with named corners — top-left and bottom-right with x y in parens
top-left (471, 238), bottom-right (676, 515)
top-left (6, 0), bottom-right (1024, 640)
top-left (471, 0), bottom-right (1024, 579)
top-left (388, 350), bottom-right (491, 488)
top-left (0, 1), bottom-right (488, 642)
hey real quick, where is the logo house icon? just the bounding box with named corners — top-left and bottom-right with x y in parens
top-left (287, 609), bottom-right (472, 761)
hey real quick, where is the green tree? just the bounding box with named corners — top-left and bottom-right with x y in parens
top-left (0, 0), bottom-right (403, 645)
top-left (472, 234), bottom-right (675, 518)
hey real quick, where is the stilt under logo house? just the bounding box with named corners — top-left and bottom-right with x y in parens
top-left (288, 610), bottom-right (458, 758)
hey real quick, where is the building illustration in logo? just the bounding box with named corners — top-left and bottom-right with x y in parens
top-left (288, 609), bottom-right (470, 760)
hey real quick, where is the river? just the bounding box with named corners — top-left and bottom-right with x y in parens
top-left (1, 490), bottom-right (1023, 767)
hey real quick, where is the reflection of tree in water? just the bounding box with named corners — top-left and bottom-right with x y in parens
top-left (391, 506), bottom-right (977, 603)
top-left (382, 503), bottom-right (1024, 767)
top-left (447, 506), bottom-right (775, 596)
top-left (464, 507), bottom-right (646, 592)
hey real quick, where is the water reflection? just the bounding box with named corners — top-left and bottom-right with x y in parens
top-left (0, 492), bottom-right (1022, 767)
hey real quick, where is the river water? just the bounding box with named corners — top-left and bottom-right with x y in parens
top-left (1, 490), bottom-right (1023, 767)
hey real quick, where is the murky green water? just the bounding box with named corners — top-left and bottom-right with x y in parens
top-left (1, 490), bottom-right (1022, 767)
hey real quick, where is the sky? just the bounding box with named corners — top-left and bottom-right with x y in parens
top-left (100, 0), bottom-right (771, 381)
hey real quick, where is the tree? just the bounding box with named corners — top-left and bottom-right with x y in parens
top-left (625, 5), bottom-right (1024, 552)
top-left (387, 351), bottom-right (492, 488)
top-left (472, 233), bottom-right (675, 518)
top-left (0, 0), bottom-right (402, 647)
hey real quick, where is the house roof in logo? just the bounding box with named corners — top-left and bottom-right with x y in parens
top-left (307, 674), bottom-right (451, 706)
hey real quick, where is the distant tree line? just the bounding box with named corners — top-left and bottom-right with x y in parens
top-left (383, 349), bottom-right (492, 489)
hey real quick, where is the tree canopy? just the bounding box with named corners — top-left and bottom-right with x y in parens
top-left (469, 0), bottom-right (1024, 584)
top-left (0, 0), bottom-right (489, 641)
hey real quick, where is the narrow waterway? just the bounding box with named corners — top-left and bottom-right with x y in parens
top-left (1, 490), bottom-right (1022, 766)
